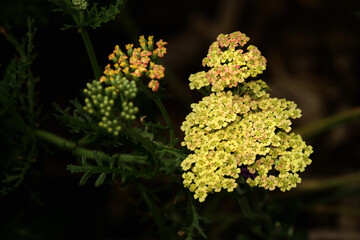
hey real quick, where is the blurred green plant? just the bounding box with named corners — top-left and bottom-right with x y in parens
top-left (0, 19), bottom-right (39, 196)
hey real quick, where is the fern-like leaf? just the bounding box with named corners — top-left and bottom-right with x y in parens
top-left (85, 0), bottom-right (126, 29)
top-left (182, 193), bottom-right (210, 240)
top-left (67, 152), bottom-right (150, 187)
top-left (95, 172), bottom-right (107, 187)
top-left (50, 0), bottom-right (127, 30)
top-left (53, 99), bottom-right (99, 134)
top-left (79, 171), bottom-right (93, 186)
top-left (0, 19), bottom-right (39, 196)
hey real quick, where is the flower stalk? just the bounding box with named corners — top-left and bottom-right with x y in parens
top-left (79, 28), bottom-right (101, 80)
top-left (34, 129), bottom-right (147, 164)
top-left (141, 88), bottom-right (176, 146)
top-left (76, 10), bottom-right (101, 80)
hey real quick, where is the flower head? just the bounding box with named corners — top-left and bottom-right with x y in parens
top-left (189, 31), bottom-right (266, 92)
top-left (101, 36), bottom-right (167, 92)
top-left (148, 80), bottom-right (160, 92)
top-left (181, 31), bottom-right (312, 202)
top-left (154, 39), bottom-right (167, 57)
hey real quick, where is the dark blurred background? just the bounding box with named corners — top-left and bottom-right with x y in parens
top-left (1, 0), bottom-right (360, 239)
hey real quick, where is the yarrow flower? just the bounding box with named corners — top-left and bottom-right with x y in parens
top-left (181, 31), bottom-right (312, 202)
top-left (189, 31), bottom-right (266, 92)
top-left (83, 36), bottom-right (167, 135)
top-left (102, 35), bottom-right (167, 92)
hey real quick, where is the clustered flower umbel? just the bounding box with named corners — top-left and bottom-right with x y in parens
top-left (102, 35), bottom-right (167, 92)
top-left (181, 31), bottom-right (313, 202)
top-left (189, 31), bottom-right (266, 92)
top-left (83, 36), bottom-right (167, 135)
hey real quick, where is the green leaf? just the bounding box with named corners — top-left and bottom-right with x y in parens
top-left (140, 131), bottom-right (155, 141)
top-left (2, 174), bottom-right (21, 183)
top-left (94, 152), bottom-right (103, 167)
top-left (66, 151), bottom-right (150, 187)
top-left (121, 174), bottom-right (126, 183)
top-left (53, 99), bottom-right (100, 134)
top-left (85, 0), bottom-right (126, 29)
top-left (95, 172), bottom-right (107, 187)
top-left (183, 193), bottom-right (210, 239)
top-left (79, 171), bottom-right (93, 186)
top-left (81, 155), bottom-right (88, 166)
top-left (109, 156), bottom-right (115, 169)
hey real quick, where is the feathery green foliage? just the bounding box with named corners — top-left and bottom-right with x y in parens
top-left (53, 99), bottom-right (100, 134)
top-left (50, 0), bottom-right (126, 30)
top-left (86, 0), bottom-right (126, 29)
top-left (67, 153), bottom-right (150, 187)
top-left (182, 194), bottom-right (210, 239)
top-left (0, 19), bottom-right (39, 195)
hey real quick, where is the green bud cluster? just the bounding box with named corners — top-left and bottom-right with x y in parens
top-left (120, 101), bottom-right (139, 121)
top-left (113, 76), bottom-right (139, 121)
top-left (115, 75), bottom-right (137, 100)
top-left (98, 116), bottom-right (121, 136)
top-left (83, 80), bottom-right (122, 136)
top-left (82, 74), bottom-right (140, 136)
top-left (83, 80), bottom-right (104, 115)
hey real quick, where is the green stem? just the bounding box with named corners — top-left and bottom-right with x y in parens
top-left (77, 134), bottom-right (99, 147)
top-left (185, 191), bottom-right (208, 239)
top-left (154, 97), bottom-right (175, 145)
top-left (235, 185), bottom-right (256, 219)
top-left (79, 28), bottom-right (101, 80)
top-left (160, 146), bottom-right (186, 159)
top-left (35, 129), bottom-right (147, 164)
top-left (295, 107), bottom-right (360, 139)
top-left (142, 89), bottom-right (175, 146)
top-left (71, 11), bottom-right (101, 80)
top-left (26, 74), bottom-right (36, 129)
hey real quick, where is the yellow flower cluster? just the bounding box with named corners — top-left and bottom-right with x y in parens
top-left (189, 31), bottom-right (267, 92)
top-left (181, 31), bottom-right (313, 202)
top-left (101, 35), bottom-right (167, 92)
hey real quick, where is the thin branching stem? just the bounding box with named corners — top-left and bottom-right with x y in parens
top-left (77, 134), bottom-right (99, 147)
top-left (77, 11), bottom-right (101, 80)
top-left (79, 28), bottom-right (101, 80)
top-left (67, 8), bottom-right (101, 80)
top-left (141, 88), bottom-right (176, 146)
top-left (136, 183), bottom-right (169, 237)
top-left (235, 182), bottom-right (276, 239)
top-left (184, 191), bottom-right (208, 239)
